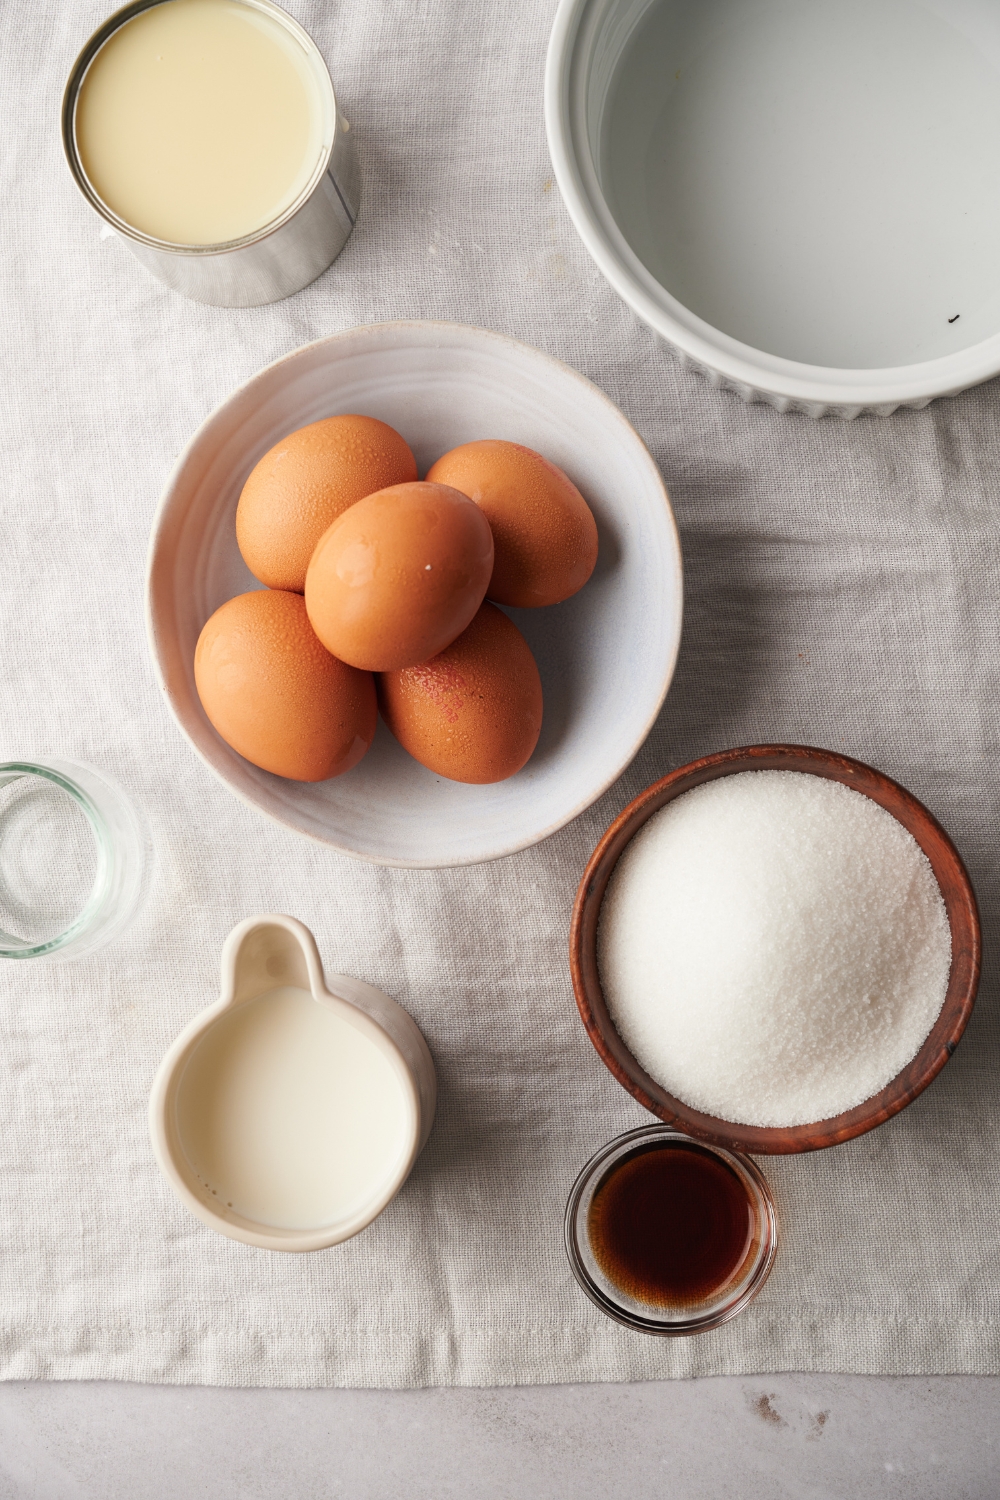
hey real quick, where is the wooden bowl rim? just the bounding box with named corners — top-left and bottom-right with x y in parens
top-left (569, 744), bottom-right (981, 1154)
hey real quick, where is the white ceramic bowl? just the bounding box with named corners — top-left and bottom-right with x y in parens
top-left (149, 915), bottom-right (437, 1251)
top-left (146, 321), bottom-right (682, 866)
top-left (546, 0), bottom-right (1000, 417)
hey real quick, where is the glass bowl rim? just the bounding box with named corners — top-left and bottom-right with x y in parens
top-left (564, 1123), bottom-right (778, 1336)
top-left (0, 760), bottom-right (113, 959)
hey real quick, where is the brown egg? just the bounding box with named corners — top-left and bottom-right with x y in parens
top-left (236, 415), bottom-right (417, 593)
top-left (194, 590), bottom-right (376, 782)
top-left (304, 481), bottom-right (495, 672)
top-left (425, 440), bottom-right (598, 607)
top-left (377, 602), bottom-right (543, 784)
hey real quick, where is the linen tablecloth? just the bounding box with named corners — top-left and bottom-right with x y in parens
top-left (0, 0), bottom-right (997, 1386)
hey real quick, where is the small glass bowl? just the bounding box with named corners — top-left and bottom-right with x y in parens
top-left (564, 1124), bottom-right (778, 1336)
top-left (0, 758), bottom-right (149, 961)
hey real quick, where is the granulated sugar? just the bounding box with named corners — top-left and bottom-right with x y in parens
top-left (598, 770), bottom-right (952, 1128)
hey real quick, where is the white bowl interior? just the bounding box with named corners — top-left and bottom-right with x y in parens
top-left (147, 323), bottom-right (682, 866)
top-left (578, 0), bottom-right (1000, 370)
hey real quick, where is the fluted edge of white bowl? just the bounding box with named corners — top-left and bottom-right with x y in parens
top-left (544, 0), bottom-right (1000, 419)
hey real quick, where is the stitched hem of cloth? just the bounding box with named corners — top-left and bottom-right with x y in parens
top-left (1, 1315), bottom-right (998, 1387)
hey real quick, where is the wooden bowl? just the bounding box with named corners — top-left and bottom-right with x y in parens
top-left (570, 745), bottom-right (981, 1154)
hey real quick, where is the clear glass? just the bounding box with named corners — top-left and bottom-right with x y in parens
top-left (564, 1125), bottom-right (778, 1336)
top-left (0, 759), bottom-right (150, 961)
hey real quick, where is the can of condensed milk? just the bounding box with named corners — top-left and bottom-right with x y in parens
top-left (62, 0), bottom-right (359, 307)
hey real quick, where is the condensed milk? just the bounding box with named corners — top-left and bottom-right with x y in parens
top-left (63, 0), bottom-right (359, 305)
top-left (75, 0), bottom-right (331, 245)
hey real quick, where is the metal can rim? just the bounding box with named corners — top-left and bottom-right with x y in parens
top-left (61, 0), bottom-right (341, 257)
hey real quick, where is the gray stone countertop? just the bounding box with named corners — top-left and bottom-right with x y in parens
top-left (0, 1375), bottom-right (997, 1498)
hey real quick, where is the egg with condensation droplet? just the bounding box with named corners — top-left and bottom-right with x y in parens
top-left (236, 415), bottom-right (417, 593)
top-left (194, 590), bottom-right (376, 782)
top-left (304, 481), bottom-right (494, 672)
top-left (377, 602), bottom-right (543, 783)
top-left (425, 439), bottom-right (598, 607)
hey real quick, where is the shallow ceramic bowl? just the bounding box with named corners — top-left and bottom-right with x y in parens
top-left (546, 0), bottom-right (1000, 416)
top-left (570, 745), bottom-right (981, 1153)
top-left (147, 321), bottom-right (682, 866)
